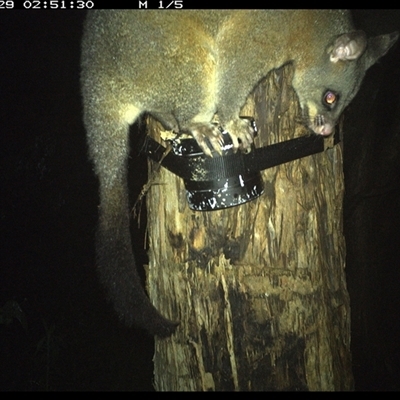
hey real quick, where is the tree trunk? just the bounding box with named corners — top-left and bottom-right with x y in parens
top-left (145, 65), bottom-right (353, 391)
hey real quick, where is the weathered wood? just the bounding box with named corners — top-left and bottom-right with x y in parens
top-left (145, 65), bottom-right (353, 391)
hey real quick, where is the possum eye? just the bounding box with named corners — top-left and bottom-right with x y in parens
top-left (323, 90), bottom-right (339, 109)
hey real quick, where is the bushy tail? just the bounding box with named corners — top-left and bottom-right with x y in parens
top-left (96, 214), bottom-right (178, 337)
top-left (84, 112), bottom-right (178, 337)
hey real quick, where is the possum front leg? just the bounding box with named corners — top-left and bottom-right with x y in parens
top-left (184, 119), bottom-right (254, 156)
top-left (182, 121), bottom-right (225, 157)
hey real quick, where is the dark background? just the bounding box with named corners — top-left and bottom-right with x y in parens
top-left (0, 10), bottom-right (399, 391)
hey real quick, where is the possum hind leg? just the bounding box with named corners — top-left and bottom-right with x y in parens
top-left (85, 102), bottom-right (178, 337)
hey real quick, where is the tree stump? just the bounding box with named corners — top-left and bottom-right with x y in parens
top-left (145, 65), bottom-right (353, 391)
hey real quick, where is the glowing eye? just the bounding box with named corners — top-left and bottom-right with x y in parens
top-left (324, 91), bottom-right (338, 106)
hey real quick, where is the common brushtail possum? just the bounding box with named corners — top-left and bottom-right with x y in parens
top-left (81, 10), bottom-right (398, 337)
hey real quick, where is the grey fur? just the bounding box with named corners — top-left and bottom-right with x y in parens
top-left (81, 10), bottom-right (397, 337)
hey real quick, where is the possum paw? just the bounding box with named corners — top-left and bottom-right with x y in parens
top-left (186, 119), bottom-right (255, 157)
top-left (186, 122), bottom-right (225, 157)
top-left (224, 118), bottom-right (255, 153)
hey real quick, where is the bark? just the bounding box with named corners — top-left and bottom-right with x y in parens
top-left (145, 65), bottom-right (353, 391)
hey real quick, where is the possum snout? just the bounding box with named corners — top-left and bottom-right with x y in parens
top-left (312, 115), bottom-right (334, 136)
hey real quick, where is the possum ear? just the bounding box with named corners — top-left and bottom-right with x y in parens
top-left (329, 31), bottom-right (367, 63)
top-left (364, 31), bottom-right (399, 70)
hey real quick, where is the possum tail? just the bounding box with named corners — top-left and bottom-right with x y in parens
top-left (83, 96), bottom-right (178, 337)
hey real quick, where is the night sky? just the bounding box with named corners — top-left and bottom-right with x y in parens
top-left (1, 10), bottom-right (400, 391)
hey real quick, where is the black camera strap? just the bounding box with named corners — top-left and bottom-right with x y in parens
top-left (142, 131), bottom-right (340, 182)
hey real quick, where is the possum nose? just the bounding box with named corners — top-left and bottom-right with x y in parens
top-left (314, 124), bottom-right (333, 136)
top-left (313, 116), bottom-right (333, 136)
top-left (318, 123), bottom-right (333, 136)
